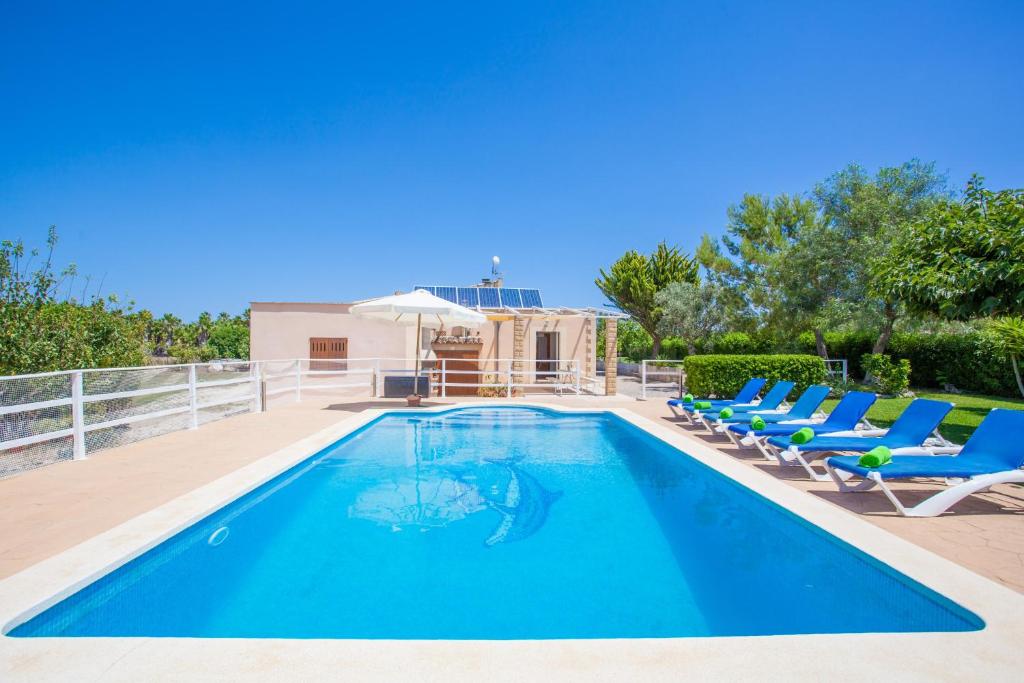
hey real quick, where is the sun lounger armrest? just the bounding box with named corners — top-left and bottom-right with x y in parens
top-left (815, 429), bottom-right (885, 438)
top-left (897, 445), bottom-right (962, 456)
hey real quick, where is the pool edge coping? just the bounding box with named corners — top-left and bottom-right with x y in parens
top-left (1, 400), bottom-right (1022, 680)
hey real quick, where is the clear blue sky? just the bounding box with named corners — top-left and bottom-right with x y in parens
top-left (2, 1), bottom-right (1022, 319)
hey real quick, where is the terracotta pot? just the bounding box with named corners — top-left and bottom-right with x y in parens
top-left (405, 394), bottom-right (422, 407)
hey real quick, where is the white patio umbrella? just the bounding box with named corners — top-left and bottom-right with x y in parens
top-left (349, 289), bottom-right (487, 397)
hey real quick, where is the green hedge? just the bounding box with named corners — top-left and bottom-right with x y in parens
top-left (796, 331), bottom-right (1017, 396)
top-left (683, 354), bottom-right (827, 398)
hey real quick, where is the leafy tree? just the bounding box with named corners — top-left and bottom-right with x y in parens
top-left (160, 311), bottom-right (250, 361)
top-left (147, 313), bottom-right (183, 356)
top-left (207, 315), bottom-right (250, 359)
top-left (697, 193), bottom-right (834, 354)
top-left (655, 281), bottom-right (726, 354)
top-left (595, 242), bottom-right (698, 357)
top-left (988, 317), bottom-right (1024, 398)
top-left (1, 228), bottom-right (145, 375)
top-left (813, 159), bottom-right (948, 354)
top-left (872, 176), bottom-right (1024, 320)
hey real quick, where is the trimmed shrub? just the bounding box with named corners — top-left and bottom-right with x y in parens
top-left (797, 331), bottom-right (1018, 397)
top-left (683, 354), bottom-right (827, 398)
top-left (860, 353), bottom-right (911, 396)
top-left (888, 333), bottom-right (1014, 396)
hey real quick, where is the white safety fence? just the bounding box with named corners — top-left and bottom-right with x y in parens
top-left (639, 360), bottom-right (687, 400)
top-left (824, 359), bottom-right (849, 382)
top-left (637, 358), bottom-right (849, 399)
top-left (0, 357), bottom-right (585, 479)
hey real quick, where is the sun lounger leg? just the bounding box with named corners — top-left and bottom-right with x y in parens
top-left (824, 460), bottom-right (878, 492)
top-left (695, 413), bottom-right (715, 433)
top-left (752, 437), bottom-right (779, 461)
top-left (788, 448), bottom-right (834, 482)
top-left (894, 471), bottom-right (1024, 517)
top-left (721, 427), bottom-right (744, 448)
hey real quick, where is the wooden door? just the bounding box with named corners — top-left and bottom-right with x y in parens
top-left (434, 348), bottom-right (481, 396)
top-left (309, 337), bottom-right (348, 370)
top-left (535, 332), bottom-right (558, 378)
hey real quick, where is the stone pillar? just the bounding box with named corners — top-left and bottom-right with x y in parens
top-left (584, 314), bottom-right (596, 380)
top-left (604, 318), bottom-right (617, 396)
top-left (512, 316), bottom-right (526, 397)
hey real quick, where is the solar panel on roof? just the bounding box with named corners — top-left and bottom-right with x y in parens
top-left (477, 288), bottom-right (500, 308)
top-left (457, 287), bottom-right (479, 308)
top-left (411, 284), bottom-right (544, 308)
top-left (520, 288), bottom-right (543, 307)
top-left (500, 288), bottom-right (522, 307)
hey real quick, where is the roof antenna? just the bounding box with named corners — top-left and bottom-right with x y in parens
top-left (491, 255), bottom-right (503, 287)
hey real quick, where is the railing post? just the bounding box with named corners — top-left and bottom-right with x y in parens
top-left (188, 364), bottom-right (199, 430)
top-left (71, 370), bottom-right (86, 460)
top-left (253, 361), bottom-right (264, 413)
top-left (574, 360), bottom-right (581, 394)
top-left (640, 360), bottom-right (647, 400)
top-left (295, 360), bottom-right (303, 402)
top-left (506, 360), bottom-right (513, 398)
top-left (441, 359), bottom-right (447, 398)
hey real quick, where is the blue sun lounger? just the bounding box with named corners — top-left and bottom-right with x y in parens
top-left (724, 391), bottom-right (877, 459)
top-left (713, 384), bottom-right (830, 425)
top-left (693, 380), bottom-right (795, 432)
top-left (667, 377), bottom-right (766, 423)
top-left (824, 408), bottom-right (1024, 517)
top-left (766, 398), bottom-right (955, 481)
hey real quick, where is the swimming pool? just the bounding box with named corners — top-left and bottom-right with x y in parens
top-left (8, 406), bottom-right (982, 638)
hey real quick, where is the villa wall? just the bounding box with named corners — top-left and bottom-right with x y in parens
top-left (250, 302), bottom-right (413, 361)
top-left (250, 302), bottom-right (594, 381)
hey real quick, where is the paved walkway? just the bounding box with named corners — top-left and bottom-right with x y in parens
top-left (1, 394), bottom-right (1022, 592)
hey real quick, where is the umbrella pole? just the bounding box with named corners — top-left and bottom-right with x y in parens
top-left (413, 313), bottom-right (421, 397)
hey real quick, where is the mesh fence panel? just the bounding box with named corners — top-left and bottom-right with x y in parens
top-left (0, 434), bottom-right (74, 478)
top-left (85, 411), bottom-right (192, 454)
top-left (0, 373), bottom-right (72, 407)
top-left (83, 366), bottom-right (189, 395)
top-left (197, 381), bottom-right (256, 408)
top-left (197, 399), bottom-right (253, 427)
top-left (0, 403), bottom-right (73, 442)
top-left (84, 389), bottom-right (190, 426)
top-left (195, 362), bottom-right (252, 384)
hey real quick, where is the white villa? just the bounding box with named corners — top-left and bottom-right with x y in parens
top-left (250, 277), bottom-right (624, 396)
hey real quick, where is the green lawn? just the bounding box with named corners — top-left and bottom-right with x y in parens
top-left (821, 390), bottom-right (1024, 444)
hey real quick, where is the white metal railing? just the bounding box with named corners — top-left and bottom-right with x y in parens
top-left (0, 356), bottom-right (588, 478)
top-left (639, 359), bottom-right (687, 400)
top-left (824, 359), bottom-right (848, 382)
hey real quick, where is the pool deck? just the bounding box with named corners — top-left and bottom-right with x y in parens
top-left (1, 395), bottom-right (1023, 681)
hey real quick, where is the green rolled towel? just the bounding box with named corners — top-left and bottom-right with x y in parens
top-left (694, 401), bottom-right (712, 410)
top-left (857, 446), bottom-right (892, 468)
top-left (750, 415), bottom-right (766, 430)
top-left (718, 407), bottom-right (734, 419)
top-left (682, 393), bottom-right (694, 404)
top-left (791, 427), bottom-right (815, 444)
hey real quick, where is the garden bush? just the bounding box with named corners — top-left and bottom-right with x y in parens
top-left (683, 354), bottom-right (827, 398)
top-left (860, 353), bottom-right (911, 396)
top-left (709, 332), bottom-right (773, 355)
top-left (797, 331), bottom-right (1018, 397)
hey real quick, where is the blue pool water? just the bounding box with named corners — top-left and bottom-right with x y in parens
top-left (9, 407), bottom-right (982, 638)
